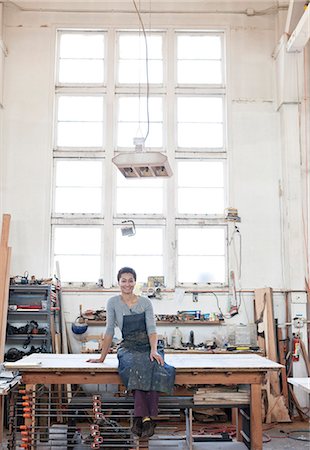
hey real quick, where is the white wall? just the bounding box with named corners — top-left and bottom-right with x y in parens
top-left (1, 3), bottom-right (283, 283)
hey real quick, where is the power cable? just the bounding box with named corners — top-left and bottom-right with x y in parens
top-left (132, 0), bottom-right (150, 143)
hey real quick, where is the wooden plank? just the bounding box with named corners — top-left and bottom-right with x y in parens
top-left (0, 214), bottom-right (10, 246)
top-left (254, 288), bottom-right (280, 394)
top-left (0, 214), bottom-right (11, 364)
top-left (0, 247), bottom-right (11, 363)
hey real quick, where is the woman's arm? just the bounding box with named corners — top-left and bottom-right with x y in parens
top-left (88, 297), bottom-right (116, 363)
top-left (149, 332), bottom-right (164, 366)
top-left (87, 334), bottom-right (113, 363)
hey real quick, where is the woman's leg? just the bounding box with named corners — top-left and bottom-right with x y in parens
top-left (133, 390), bottom-right (159, 417)
top-left (133, 390), bottom-right (149, 417)
top-left (145, 391), bottom-right (160, 417)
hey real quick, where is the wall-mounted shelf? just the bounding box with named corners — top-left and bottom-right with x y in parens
top-left (85, 320), bottom-right (222, 326)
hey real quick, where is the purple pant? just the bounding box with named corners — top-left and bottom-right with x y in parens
top-left (133, 390), bottom-right (160, 417)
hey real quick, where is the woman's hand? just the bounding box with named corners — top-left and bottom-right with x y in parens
top-left (150, 350), bottom-right (164, 366)
top-left (87, 357), bottom-right (104, 363)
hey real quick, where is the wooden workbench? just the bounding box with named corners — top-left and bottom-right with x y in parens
top-left (5, 353), bottom-right (282, 450)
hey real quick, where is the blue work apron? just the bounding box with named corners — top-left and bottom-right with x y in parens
top-left (117, 312), bottom-right (175, 394)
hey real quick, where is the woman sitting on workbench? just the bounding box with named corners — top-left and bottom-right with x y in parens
top-left (88, 267), bottom-right (175, 438)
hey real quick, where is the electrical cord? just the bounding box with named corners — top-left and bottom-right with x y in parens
top-left (280, 429), bottom-right (310, 442)
top-left (132, 0), bottom-right (150, 142)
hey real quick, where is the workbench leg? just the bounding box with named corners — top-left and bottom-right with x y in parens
top-left (250, 383), bottom-right (262, 450)
top-left (232, 407), bottom-right (242, 442)
top-left (185, 408), bottom-right (193, 450)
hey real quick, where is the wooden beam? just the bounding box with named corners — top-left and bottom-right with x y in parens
top-left (0, 247), bottom-right (11, 362)
top-left (0, 214), bottom-right (11, 363)
top-left (287, 3), bottom-right (310, 52)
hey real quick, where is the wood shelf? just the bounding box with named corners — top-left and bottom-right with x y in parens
top-left (86, 320), bottom-right (223, 326)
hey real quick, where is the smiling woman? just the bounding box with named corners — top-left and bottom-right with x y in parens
top-left (88, 266), bottom-right (175, 438)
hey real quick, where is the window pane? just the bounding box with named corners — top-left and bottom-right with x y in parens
top-left (177, 227), bottom-right (226, 283)
top-left (178, 61), bottom-right (222, 84)
top-left (178, 227), bottom-right (225, 255)
top-left (56, 160), bottom-right (102, 187)
top-left (54, 255), bottom-right (100, 282)
top-left (119, 60), bottom-right (162, 84)
top-left (55, 188), bottom-right (102, 213)
top-left (57, 96), bottom-right (104, 147)
top-left (59, 60), bottom-right (104, 84)
top-left (58, 32), bottom-right (105, 84)
top-left (178, 188), bottom-right (224, 214)
top-left (57, 122), bottom-right (103, 147)
top-left (58, 96), bottom-right (104, 121)
top-left (178, 97), bottom-right (223, 122)
top-left (118, 33), bottom-right (163, 84)
top-left (178, 255), bottom-right (225, 283)
top-left (60, 33), bottom-right (104, 58)
top-left (54, 227), bottom-right (101, 254)
top-left (178, 161), bottom-right (224, 187)
top-left (177, 35), bottom-right (222, 59)
top-left (117, 97), bottom-right (163, 148)
top-left (177, 161), bottom-right (225, 214)
top-left (177, 34), bottom-right (222, 84)
top-left (117, 123), bottom-right (162, 148)
top-left (115, 227), bottom-right (164, 283)
top-left (116, 172), bottom-right (163, 214)
top-left (116, 228), bottom-right (163, 254)
top-left (177, 97), bottom-right (223, 149)
top-left (53, 227), bottom-right (101, 282)
top-left (178, 123), bottom-right (223, 148)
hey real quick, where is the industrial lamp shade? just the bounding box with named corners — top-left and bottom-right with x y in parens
top-left (112, 152), bottom-right (173, 178)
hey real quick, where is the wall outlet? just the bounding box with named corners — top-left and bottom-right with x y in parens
top-left (290, 292), bottom-right (307, 304)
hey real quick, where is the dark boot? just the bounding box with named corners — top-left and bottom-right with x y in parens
top-left (141, 418), bottom-right (156, 438)
top-left (131, 417), bottom-right (143, 437)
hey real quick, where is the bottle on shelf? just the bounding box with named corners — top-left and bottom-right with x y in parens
top-left (171, 326), bottom-right (183, 349)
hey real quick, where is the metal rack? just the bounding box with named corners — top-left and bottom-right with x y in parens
top-left (5, 285), bottom-right (61, 361)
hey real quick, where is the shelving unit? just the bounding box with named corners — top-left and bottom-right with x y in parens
top-left (5, 284), bottom-right (61, 361)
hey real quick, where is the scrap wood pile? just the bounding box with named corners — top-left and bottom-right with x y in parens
top-left (254, 287), bottom-right (309, 423)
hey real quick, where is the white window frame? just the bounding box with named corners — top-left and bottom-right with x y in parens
top-left (52, 28), bottom-right (228, 289)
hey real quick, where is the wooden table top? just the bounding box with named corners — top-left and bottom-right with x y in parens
top-left (5, 353), bottom-right (282, 373)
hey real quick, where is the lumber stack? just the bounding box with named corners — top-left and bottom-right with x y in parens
top-left (0, 214), bottom-right (11, 363)
top-left (193, 386), bottom-right (250, 405)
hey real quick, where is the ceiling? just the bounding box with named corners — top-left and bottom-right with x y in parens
top-left (3, 0), bottom-right (285, 14)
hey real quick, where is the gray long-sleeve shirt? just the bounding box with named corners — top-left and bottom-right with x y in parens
top-left (105, 295), bottom-right (157, 337)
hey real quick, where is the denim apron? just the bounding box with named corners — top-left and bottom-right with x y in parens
top-left (117, 312), bottom-right (175, 394)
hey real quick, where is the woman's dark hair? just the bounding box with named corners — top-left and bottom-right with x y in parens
top-left (117, 267), bottom-right (137, 281)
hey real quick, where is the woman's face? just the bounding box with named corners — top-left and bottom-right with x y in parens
top-left (119, 272), bottom-right (136, 295)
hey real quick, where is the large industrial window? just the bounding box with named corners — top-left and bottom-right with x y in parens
top-left (52, 29), bottom-right (227, 287)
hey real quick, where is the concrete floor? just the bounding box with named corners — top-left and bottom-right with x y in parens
top-left (1, 420), bottom-right (308, 449)
top-left (148, 421), bottom-right (309, 450)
